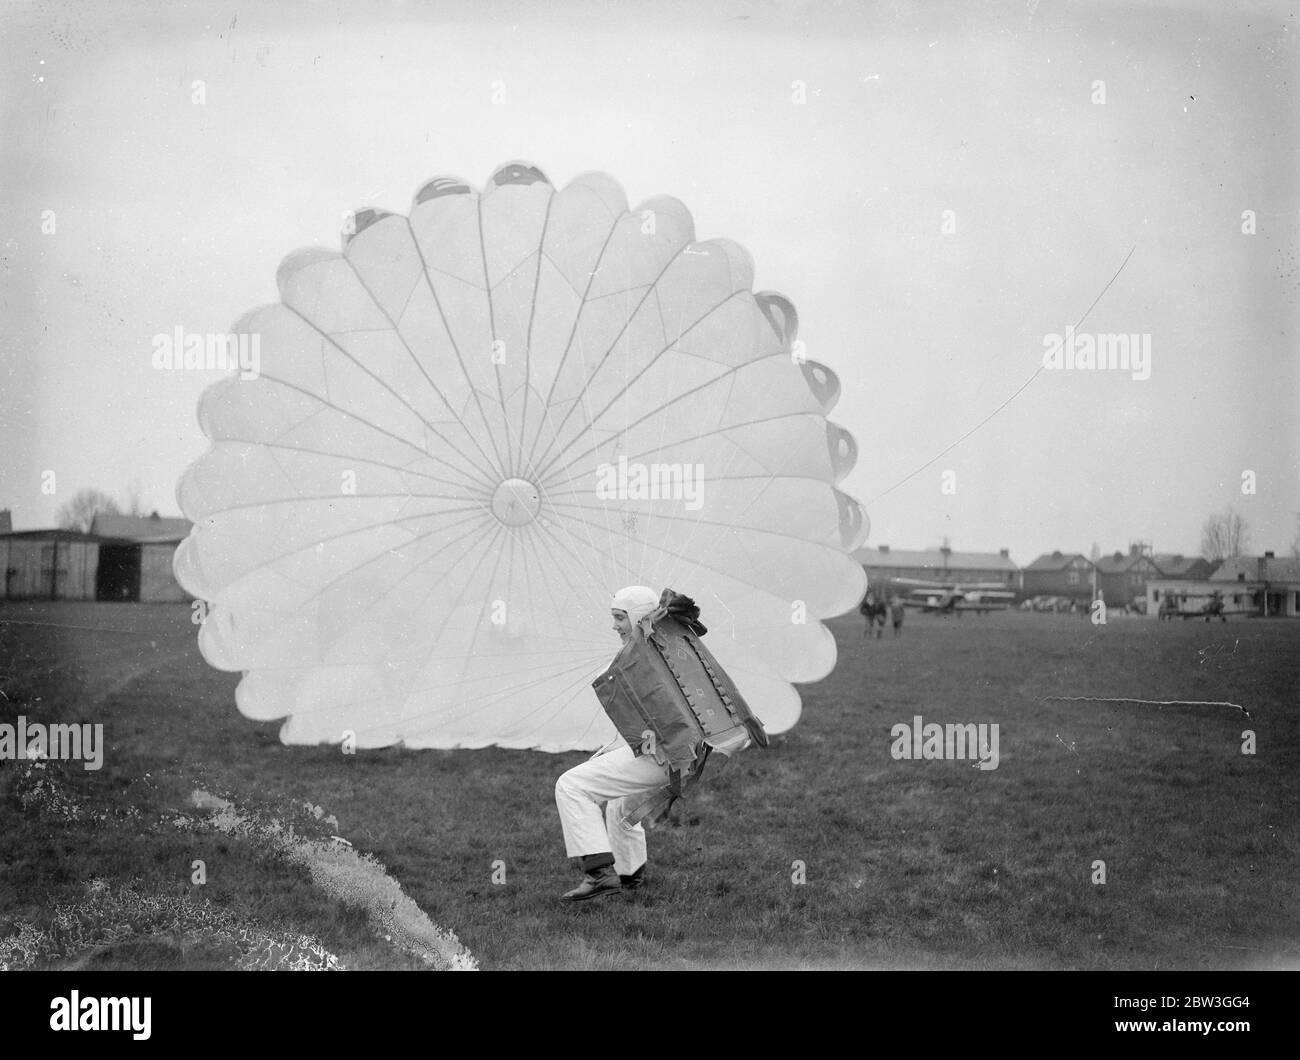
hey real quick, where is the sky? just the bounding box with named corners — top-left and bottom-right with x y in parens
top-left (1, 0), bottom-right (1297, 566)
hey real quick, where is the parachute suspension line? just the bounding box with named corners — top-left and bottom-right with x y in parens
top-left (517, 515), bottom-right (608, 655)
top-left (518, 212), bottom-right (623, 476)
top-left (336, 232), bottom-right (501, 486)
top-left (516, 213), bottom-right (627, 583)
top-left (668, 421), bottom-right (809, 600)
top-left (534, 293), bottom-right (753, 493)
top-left (301, 510), bottom-right (496, 638)
top-left (393, 217), bottom-right (508, 482)
top-left (642, 266), bottom-right (732, 588)
top-left (406, 217), bottom-right (511, 482)
top-left (478, 195), bottom-right (519, 480)
top-left (622, 272), bottom-right (633, 581)
top-left (441, 520), bottom-right (509, 700)
top-left (652, 375), bottom-right (772, 597)
top-left (531, 494), bottom-right (623, 598)
top-left (531, 254), bottom-right (726, 484)
top-left (514, 192), bottom-right (556, 480)
top-left (459, 517), bottom-right (515, 676)
top-left (866, 245), bottom-right (1137, 505)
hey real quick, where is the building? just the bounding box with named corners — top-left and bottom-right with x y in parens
top-left (1022, 551), bottom-right (1094, 604)
top-left (853, 545), bottom-right (1020, 595)
top-left (1, 529), bottom-right (108, 600)
top-left (0, 510), bottom-right (12, 535)
top-left (1209, 553), bottom-right (1300, 617)
top-left (1147, 552), bottom-right (1300, 618)
top-left (0, 513), bottom-right (193, 603)
top-left (89, 513), bottom-right (193, 602)
top-left (1094, 546), bottom-right (1164, 607)
top-left (1144, 552), bottom-right (1221, 617)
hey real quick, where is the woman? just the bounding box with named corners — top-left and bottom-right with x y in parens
top-left (554, 585), bottom-right (766, 902)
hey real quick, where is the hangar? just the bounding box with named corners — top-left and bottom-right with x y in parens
top-left (0, 513), bottom-right (192, 603)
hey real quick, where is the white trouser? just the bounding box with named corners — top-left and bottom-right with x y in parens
top-left (555, 741), bottom-right (670, 876)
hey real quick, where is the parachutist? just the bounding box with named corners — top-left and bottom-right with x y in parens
top-left (555, 586), bottom-right (768, 902)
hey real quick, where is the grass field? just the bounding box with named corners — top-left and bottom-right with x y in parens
top-left (1, 601), bottom-right (1297, 970)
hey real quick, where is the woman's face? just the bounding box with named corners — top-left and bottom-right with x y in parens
top-left (611, 609), bottom-right (633, 640)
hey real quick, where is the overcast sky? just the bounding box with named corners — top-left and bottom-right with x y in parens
top-left (2, 0), bottom-right (1296, 565)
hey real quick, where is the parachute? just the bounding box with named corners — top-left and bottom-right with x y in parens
top-left (174, 161), bottom-right (867, 751)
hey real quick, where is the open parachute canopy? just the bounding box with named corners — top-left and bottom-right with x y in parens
top-left (174, 161), bottom-right (868, 751)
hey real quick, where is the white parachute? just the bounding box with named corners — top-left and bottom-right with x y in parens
top-left (174, 161), bottom-right (867, 751)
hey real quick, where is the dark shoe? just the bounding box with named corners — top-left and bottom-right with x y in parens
top-left (561, 866), bottom-right (621, 902)
top-left (620, 865), bottom-right (646, 891)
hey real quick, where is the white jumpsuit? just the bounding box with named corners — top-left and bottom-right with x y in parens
top-left (554, 739), bottom-right (669, 876)
top-left (554, 727), bottom-right (749, 874)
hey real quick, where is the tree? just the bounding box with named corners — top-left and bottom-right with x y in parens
top-left (1200, 507), bottom-right (1251, 563)
top-left (56, 488), bottom-right (120, 533)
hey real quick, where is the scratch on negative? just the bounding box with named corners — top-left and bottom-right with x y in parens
top-left (1042, 695), bottom-right (1250, 719)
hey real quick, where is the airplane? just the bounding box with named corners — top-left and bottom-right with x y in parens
top-left (890, 578), bottom-right (1018, 615)
top-left (1157, 590), bottom-right (1231, 622)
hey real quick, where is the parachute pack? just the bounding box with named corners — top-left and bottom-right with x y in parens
top-left (593, 589), bottom-right (769, 823)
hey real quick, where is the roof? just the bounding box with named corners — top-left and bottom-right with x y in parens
top-left (0, 528), bottom-right (128, 543)
top-left (1151, 553), bottom-right (1213, 578)
top-left (1024, 552), bottom-right (1092, 572)
top-left (852, 547), bottom-right (1018, 572)
top-left (1210, 555), bottom-right (1300, 583)
top-left (1094, 553), bottom-right (1160, 574)
top-left (90, 513), bottom-right (192, 543)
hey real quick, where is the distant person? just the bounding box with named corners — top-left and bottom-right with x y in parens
top-left (858, 590), bottom-right (885, 639)
top-left (890, 595), bottom-right (905, 637)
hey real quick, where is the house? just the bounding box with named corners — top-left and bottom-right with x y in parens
top-left (1021, 551), bottom-right (1094, 604)
top-left (1148, 552), bottom-right (1300, 618)
top-left (0, 529), bottom-right (110, 601)
top-left (852, 545), bottom-right (1019, 596)
top-left (1144, 553), bottom-right (1219, 617)
top-left (1094, 547), bottom-right (1164, 607)
top-left (1209, 553), bottom-right (1300, 617)
top-left (89, 513), bottom-right (193, 602)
